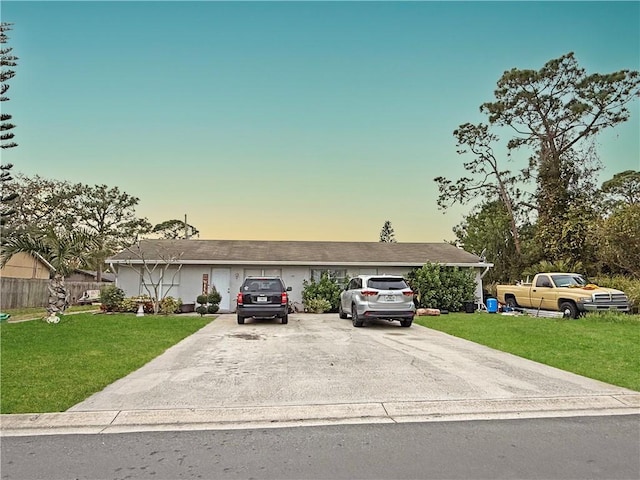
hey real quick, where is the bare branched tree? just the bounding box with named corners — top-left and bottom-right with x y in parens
top-left (118, 241), bottom-right (184, 314)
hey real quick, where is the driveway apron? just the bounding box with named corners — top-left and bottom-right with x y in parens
top-left (68, 314), bottom-right (637, 414)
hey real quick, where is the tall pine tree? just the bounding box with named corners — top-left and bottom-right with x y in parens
top-left (1, 22), bottom-right (19, 232)
top-left (379, 220), bottom-right (396, 243)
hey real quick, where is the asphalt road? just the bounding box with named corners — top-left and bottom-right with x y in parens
top-left (2, 415), bottom-right (639, 480)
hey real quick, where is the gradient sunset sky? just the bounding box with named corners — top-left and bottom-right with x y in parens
top-left (3, 1), bottom-right (639, 243)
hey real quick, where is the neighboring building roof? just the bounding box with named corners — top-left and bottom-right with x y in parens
top-left (108, 239), bottom-right (491, 268)
top-left (0, 251), bottom-right (54, 279)
top-left (67, 269), bottom-right (116, 282)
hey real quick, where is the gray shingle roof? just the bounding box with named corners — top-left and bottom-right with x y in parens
top-left (108, 239), bottom-right (487, 267)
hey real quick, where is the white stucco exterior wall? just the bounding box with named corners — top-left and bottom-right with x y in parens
top-left (114, 263), bottom-right (486, 313)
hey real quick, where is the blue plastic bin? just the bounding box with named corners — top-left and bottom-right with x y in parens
top-left (486, 298), bottom-right (498, 313)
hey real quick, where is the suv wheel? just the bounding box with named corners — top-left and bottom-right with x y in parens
top-left (338, 303), bottom-right (348, 319)
top-left (400, 319), bottom-right (412, 328)
top-left (351, 305), bottom-right (363, 327)
top-left (237, 315), bottom-right (245, 325)
top-left (281, 314), bottom-right (288, 324)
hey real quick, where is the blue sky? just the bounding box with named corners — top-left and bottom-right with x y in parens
top-left (3, 1), bottom-right (639, 243)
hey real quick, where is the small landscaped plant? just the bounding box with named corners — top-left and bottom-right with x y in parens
top-left (100, 285), bottom-right (125, 312)
top-left (305, 297), bottom-right (332, 314)
top-left (195, 287), bottom-right (221, 316)
top-left (207, 289), bottom-right (221, 314)
top-left (159, 296), bottom-right (183, 315)
top-left (196, 295), bottom-right (208, 316)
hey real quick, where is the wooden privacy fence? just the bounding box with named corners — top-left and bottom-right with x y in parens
top-left (0, 278), bottom-right (112, 310)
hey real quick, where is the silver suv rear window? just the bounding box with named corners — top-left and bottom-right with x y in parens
top-left (367, 278), bottom-right (409, 290)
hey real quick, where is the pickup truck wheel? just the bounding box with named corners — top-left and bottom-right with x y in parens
top-left (505, 297), bottom-right (518, 308)
top-left (560, 301), bottom-right (578, 319)
top-left (352, 305), bottom-right (364, 327)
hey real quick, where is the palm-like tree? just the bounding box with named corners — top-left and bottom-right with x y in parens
top-left (0, 226), bottom-right (98, 276)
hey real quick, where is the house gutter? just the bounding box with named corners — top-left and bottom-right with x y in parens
top-left (107, 259), bottom-right (493, 268)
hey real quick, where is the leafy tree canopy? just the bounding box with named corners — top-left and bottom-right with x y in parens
top-left (2, 174), bottom-right (151, 280)
top-left (436, 52), bottom-right (639, 278)
top-left (152, 219), bottom-right (200, 239)
top-left (600, 170), bottom-right (640, 211)
top-left (597, 204), bottom-right (640, 278)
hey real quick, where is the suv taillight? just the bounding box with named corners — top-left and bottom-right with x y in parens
top-left (361, 290), bottom-right (377, 297)
top-left (237, 292), bottom-right (243, 305)
top-left (402, 290), bottom-right (414, 297)
top-left (281, 292), bottom-right (288, 304)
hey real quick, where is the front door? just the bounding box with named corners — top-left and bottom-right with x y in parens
top-left (211, 268), bottom-right (231, 312)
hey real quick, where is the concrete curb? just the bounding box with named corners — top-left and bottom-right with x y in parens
top-left (2, 394), bottom-right (639, 437)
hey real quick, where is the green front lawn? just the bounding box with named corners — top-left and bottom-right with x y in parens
top-left (0, 313), bottom-right (212, 413)
top-left (2, 310), bottom-right (637, 415)
top-left (415, 312), bottom-right (640, 392)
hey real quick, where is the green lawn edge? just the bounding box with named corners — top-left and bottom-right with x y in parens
top-left (415, 312), bottom-right (640, 392)
top-left (1, 313), bottom-right (213, 413)
top-left (2, 311), bottom-right (638, 414)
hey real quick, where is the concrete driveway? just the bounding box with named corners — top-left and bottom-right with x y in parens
top-left (3, 314), bottom-right (639, 435)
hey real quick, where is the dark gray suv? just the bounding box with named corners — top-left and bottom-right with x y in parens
top-left (236, 276), bottom-right (291, 325)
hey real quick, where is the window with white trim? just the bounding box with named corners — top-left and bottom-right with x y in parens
top-left (139, 265), bottom-right (181, 297)
top-left (244, 268), bottom-right (282, 277)
top-left (311, 269), bottom-right (348, 286)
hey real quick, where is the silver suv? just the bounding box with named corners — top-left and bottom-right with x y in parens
top-left (339, 275), bottom-right (415, 327)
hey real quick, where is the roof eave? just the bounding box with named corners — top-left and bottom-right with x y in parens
top-left (108, 259), bottom-right (492, 268)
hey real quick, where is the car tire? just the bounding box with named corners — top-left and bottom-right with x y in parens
top-left (281, 314), bottom-right (288, 324)
top-left (237, 315), bottom-right (245, 325)
top-left (351, 305), bottom-right (363, 327)
top-left (506, 297), bottom-right (518, 308)
top-left (400, 319), bottom-right (412, 327)
top-left (560, 301), bottom-right (579, 319)
top-left (338, 302), bottom-right (348, 319)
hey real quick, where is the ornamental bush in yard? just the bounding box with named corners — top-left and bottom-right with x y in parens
top-left (99, 285), bottom-right (125, 312)
top-left (305, 298), bottom-right (332, 314)
top-left (159, 296), bottom-right (182, 315)
top-left (407, 262), bottom-right (476, 312)
top-left (302, 273), bottom-right (344, 312)
top-left (195, 288), bottom-right (221, 316)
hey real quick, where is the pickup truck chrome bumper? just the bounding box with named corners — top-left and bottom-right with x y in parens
top-left (577, 302), bottom-right (630, 313)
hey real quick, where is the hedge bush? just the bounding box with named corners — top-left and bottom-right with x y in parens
top-left (406, 263), bottom-right (476, 312)
top-left (99, 285), bottom-right (125, 312)
top-left (302, 274), bottom-right (344, 312)
top-left (159, 296), bottom-right (182, 315)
